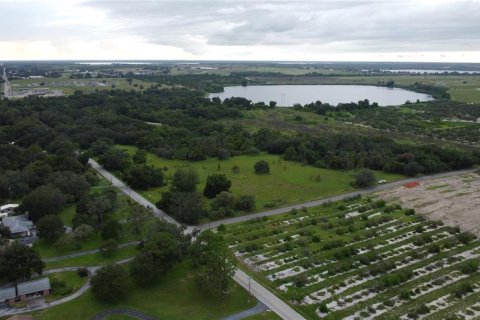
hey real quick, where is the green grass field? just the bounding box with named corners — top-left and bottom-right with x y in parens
top-left (46, 271), bottom-right (88, 302)
top-left (116, 145), bottom-right (403, 212)
top-left (44, 245), bottom-right (139, 270)
top-left (32, 261), bottom-right (256, 320)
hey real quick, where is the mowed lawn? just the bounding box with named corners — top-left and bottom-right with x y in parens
top-left (116, 145), bottom-right (404, 210)
top-left (32, 261), bottom-right (256, 320)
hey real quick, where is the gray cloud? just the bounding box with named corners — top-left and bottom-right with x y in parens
top-left (83, 0), bottom-right (480, 54)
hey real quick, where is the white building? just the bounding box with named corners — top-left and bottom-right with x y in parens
top-left (0, 204), bottom-right (19, 218)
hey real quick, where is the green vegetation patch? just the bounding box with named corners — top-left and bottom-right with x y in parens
top-left (32, 261), bottom-right (256, 320)
top-left (116, 145), bottom-right (402, 212)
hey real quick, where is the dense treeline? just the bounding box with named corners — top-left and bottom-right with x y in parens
top-left (1, 89), bottom-right (478, 206)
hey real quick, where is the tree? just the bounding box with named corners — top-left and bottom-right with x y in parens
top-left (101, 219), bottom-right (122, 240)
top-left (129, 252), bottom-right (158, 286)
top-left (203, 174), bottom-right (231, 198)
top-left (171, 168), bottom-right (199, 192)
top-left (98, 148), bottom-right (131, 171)
top-left (123, 164), bottom-right (164, 189)
top-left (127, 206), bottom-right (150, 238)
top-left (191, 230), bottom-right (236, 293)
top-left (48, 171), bottom-right (90, 202)
top-left (254, 160), bottom-right (270, 175)
top-left (0, 242), bottom-right (44, 281)
top-left (354, 170), bottom-right (376, 188)
top-left (55, 233), bottom-right (80, 250)
top-left (168, 192), bottom-right (205, 224)
top-left (132, 149), bottom-right (147, 164)
top-left (130, 232), bottom-right (182, 285)
top-left (91, 264), bottom-right (131, 303)
top-left (100, 239), bottom-right (119, 257)
top-left (21, 185), bottom-right (66, 222)
top-left (72, 224), bottom-right (95, 242)
top-left (211, 192), bottom-right (237, 211)
top-left (37, 215), bottom-right (65, 243)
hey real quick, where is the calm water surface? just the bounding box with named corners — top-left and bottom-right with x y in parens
top-left (209, 85), bottom-right (434, 106)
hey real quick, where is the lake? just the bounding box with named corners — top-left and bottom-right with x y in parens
top-left (209, 85), bottom-right (433, 107)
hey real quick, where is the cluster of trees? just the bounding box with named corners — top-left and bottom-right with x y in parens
top-left (98, 148), bottom-right (164, 190)
top-left (292, 99), bottom-right (379, 114)
top-left (155, 167), bottom-right (255, 223)
top-left (0, 242), bottom-right (44, 282)
top-left (90, 221), bottom-right (235, 303)
top-left (254, 127), bottom-right (479, 177)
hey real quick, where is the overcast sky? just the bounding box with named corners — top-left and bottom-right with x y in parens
top-left (1, 0), bottom-right (479, 62)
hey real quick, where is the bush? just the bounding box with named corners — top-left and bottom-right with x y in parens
top-left (235, 195), bottom-right (256, 211)
top-left (460, 260), bottom-right (479, 274)
top-left (457, 232), bottom-right (476, 244)
top-left (254, 160), bottom-right (270, 174)
top-left (50, 277), bottom-right (72, 296)
top-left (77, 267), bottom-right (89, 277)
top-left (354, 170), bottom-right (376, 188)
top-left (405, 208), bottom-right (416, 216)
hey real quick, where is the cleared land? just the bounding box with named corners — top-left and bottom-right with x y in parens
top-left (116, 145), bottom-right (403, 211)
top-left (9, 76), bottom-right (153, 96)
top-left (379, 171), bottom-right (480, 235)
top-left (222, 197), bottom-right (480, 319)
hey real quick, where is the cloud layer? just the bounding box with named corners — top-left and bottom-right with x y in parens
top-left (1, 0), bottom-right (479, 61)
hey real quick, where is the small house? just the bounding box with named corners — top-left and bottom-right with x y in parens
top-left (16, 277), bottom-right (51, 300)
top-left (0, 278), bottom-right (51, 305)
top-left (1, 215), bottom-right (34, 238)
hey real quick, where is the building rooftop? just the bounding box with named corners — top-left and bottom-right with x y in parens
top-left (17, 278), bottom-right (51, 296)
top-left (2, 215), bottom-right (33, 234)
top-left (0, 286), bottom-right (16, 301)
top-left (0, 204), bottom-right (19, 211)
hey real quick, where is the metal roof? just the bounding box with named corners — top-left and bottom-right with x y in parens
top-left (0, 287), bottom-right (16, 301)
top-left (2, 215), bottom-right (33, 234)
top-left (0, 204), bottom-right (19, 211)
top-left (17, 278), bottom-right (51, 296)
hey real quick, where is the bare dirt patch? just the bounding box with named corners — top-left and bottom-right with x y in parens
top-left (378, 172), bottom-right (480, 234)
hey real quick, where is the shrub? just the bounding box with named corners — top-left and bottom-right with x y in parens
top-left (460, 260), bottom-right (479, 274)
top-left (457, 232), bottom-right (476, 244)
top-left (254, 160), bottom-right (270, 174)
top-left (405, 208), bottom-right (416, 216)
top-left (77, 267), bottom-right (89, 277)
top-left (354, 170), bottom-right (376, 187)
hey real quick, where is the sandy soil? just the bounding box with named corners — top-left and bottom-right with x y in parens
top-left (378, 171), bottom-right (480, 235)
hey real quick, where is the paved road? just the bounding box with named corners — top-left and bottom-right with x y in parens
top-left (43, 241), bottom-right (140, 262)
top-left (88, 159), bottom-right (179, 226)
top-left (197, 168), bottom-right (476, 231)
top-left (234, 269), bottom-right (306, 320)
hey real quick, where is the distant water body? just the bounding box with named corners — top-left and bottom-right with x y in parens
top-left (382, 69), bottom-right (480, 74)
top-left (209, 85), bottom-right (433, 107)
